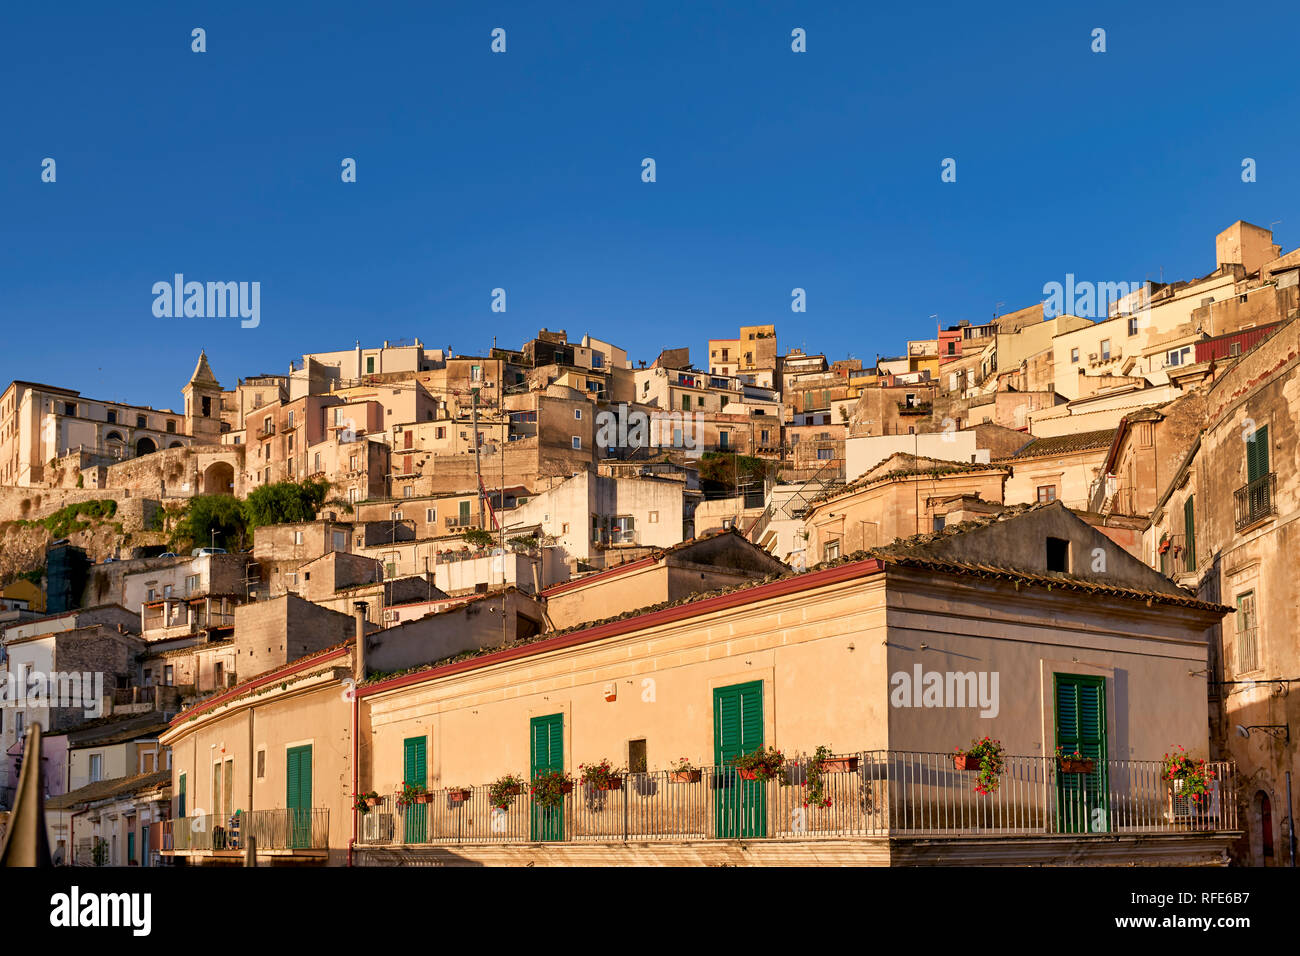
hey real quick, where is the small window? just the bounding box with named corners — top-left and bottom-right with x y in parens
top-left (648, 511), bottom-right (659, 524)
top-left (257, 750), bottom-right (266, 778)
top-left (404, 486), bottom-right (413, 498)
top-left (823, 540), bottom-right (840, 563)
top-left (137, 414), bottom-right (147, 428)
top-left (1046, 537), bottom-right (1070, 572)
top-left (1128, 317), bottom-right (1139, 336)
top-left (366, 357), bottom-right (375, 374)
top-left (933, 514), bottom-right (946, 531)
top-left (628, 739), bottom-right (648, 774)
top-left (294, 531), bottom-right (304, 545)
top-left (572, 436), bottom-right (582, 450)
top-left (1071, 348), bottom-right (1080, 363)
top-left (166, 420), bottom-right (176, 433)
top-left (574, 409), bottom-right (583, 420)
top-left (426, 508), bottom-right (436, 523)
top-left (1036, 485), bottom-right (1057, 503)
top-left (1100, 339), bottom-right (1111, 360)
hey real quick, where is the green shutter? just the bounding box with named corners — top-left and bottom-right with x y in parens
top-left (714, 681), bottom-right (765, 838)
top-left (1055, 675), bottom-right (1109, 834)
top-left (178, 773), bottom-right (186, 817)
top-left (403, 736), bottom-right (428, 844)
top-left (127, 831), bottom-right (135, 864)
top-left (530, 714), bottom-right (564, 840)
top-left (286, 745), bottom-right (313, 849)
top-left (1184, 496), bottom-right (1196, 570)
top-left (1247, 425), bottom-right (1269, 481)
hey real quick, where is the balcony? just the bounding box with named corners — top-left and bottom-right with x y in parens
top-left (353, 751), bottom-right (1238, 852)
top-left (896, 401), bottom-right (932, 415)
top-left (445, 515), bottom-right (476, 530)
top-left (257, 422), bottom-right (277, 439)
top-left (1234, 473), bottom-right (1276, 531)
top-left (162, 808), bottom-right (329, 860)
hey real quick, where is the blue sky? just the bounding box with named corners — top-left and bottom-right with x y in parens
top-left (3, 0), bottom-right (1298, 411)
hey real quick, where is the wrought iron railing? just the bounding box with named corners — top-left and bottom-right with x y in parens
top-left (162, 808), bottom-right (328, 852)
top-left (354, 752), bottom-right (1237, 846)
top-left (1234, 473), bottom-right (1276, 531)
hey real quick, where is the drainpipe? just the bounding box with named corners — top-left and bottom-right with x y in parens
top-left (349, 601), bottom-right (367, 867)
top-left (1288, 772), bottom-right (1297, 867)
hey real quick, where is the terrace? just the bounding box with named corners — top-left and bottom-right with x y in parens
top-left (353, 750), bottom-right (1239, 866)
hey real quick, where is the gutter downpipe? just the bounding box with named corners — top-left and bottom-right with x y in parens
top-left (348, 601), bottom-right (368, 867)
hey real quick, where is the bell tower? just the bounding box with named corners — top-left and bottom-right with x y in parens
top-left (183, 350), bottom-right (223, 444)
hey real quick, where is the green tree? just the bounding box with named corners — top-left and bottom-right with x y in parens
top-left (242, 479), bottom-right (331, 529)
top-left (171, 495), bottom-right (247, 552)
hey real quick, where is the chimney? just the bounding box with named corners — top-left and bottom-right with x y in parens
top-left (353, 601), bottom-right (369, 682)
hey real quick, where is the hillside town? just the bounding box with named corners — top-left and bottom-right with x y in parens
top-left (1, 218), bottom-right (1296, 867)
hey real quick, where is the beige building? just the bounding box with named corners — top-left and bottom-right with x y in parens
top-left (1144, 315), bottom-right (1300, 865)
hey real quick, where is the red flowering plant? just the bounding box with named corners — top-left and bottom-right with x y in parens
top-left (395, 782), bottom-right (428, 811)
top-left (1162, 745), bottom-right (1216, 803)
top-left (799, 745), bottom-right (834, 809)
top-left (955, 737), bottom-right (1005, 794)
top-left (488, 773), bottom-right (526, 811)
top-left (530, 769), bottom-right (575, 809)
top-left (732, 746), bottom-right (786, 782)
top-left (579, 758), bottom-right (624, 791)
top-left (352, 790), bottom-right (381, 814)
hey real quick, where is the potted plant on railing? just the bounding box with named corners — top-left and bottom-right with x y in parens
top-left (954, 737), bottom-right (1005, 794)
top-left (816, 747), bottom-right (859, 774)
top-left (446, 786), bottom-right (473, 804)
top-left (801, 745), bottom-right (836, 809)
top-left (1056, 747), bottom-right (1096, 774)
top-left (668, 756), bottom-right (702, 784)
top-left (395, 782), bottom-right (433, 811)
top-left (353, 790), bottom-right (381, 814)
top-left (530, 769), bottom-right (575, 809)
top-left (1162, 745), bottom-right (1216, 812)
top-left (579, 758), bottom-right (624, 791)
top-left (732, 746), bottom-right (786, 782)
top-left (488, 773), bottom-right (526, 811)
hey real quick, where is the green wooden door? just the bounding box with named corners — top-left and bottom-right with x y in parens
top-left (127, 830), bottom-right (135, 865)
top-left (714, 680), bottom-right (765, 838)
top-left (403, 735), bottom-right (428, 844)
top-left (1055, 675), bottom-right (1109, 833)
top-left (286, 745), bottom-right (313, 849)
top-left (530, 713), bottom-right (564, 841)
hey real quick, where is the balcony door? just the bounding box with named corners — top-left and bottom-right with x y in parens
top-left (1054, 674), bottom-right (1109, 833)
top-left (403, 736), bottom-right (428, 844)
top-left (714, 680), bottom-right (765, 838)
top-left (530, 713), bottom-right (564, 841)
top-left (286, 745), bottom-right (313, 849)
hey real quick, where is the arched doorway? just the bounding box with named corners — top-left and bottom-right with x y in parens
top-left (134, 436), bottom-right (157, 457)
top-left (203, 461), bottom-right (235, 495)
top-left (1255, 791), bottom-right (1274, 863)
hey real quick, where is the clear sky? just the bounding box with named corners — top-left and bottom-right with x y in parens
top-left (3, 0), bottom-right (1298, 411)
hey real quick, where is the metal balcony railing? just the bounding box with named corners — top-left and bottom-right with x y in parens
top-left (1234, 473), bottom-right (1276, 531)
top-left (163, 808), bottom-right (328, 852)
top-left (353, 752), bottom-right (1237, 846)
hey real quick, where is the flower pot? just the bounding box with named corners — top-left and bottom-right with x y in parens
top-left (364, 796), bottom-right (382, 807)
top-left (448, 789), bottom-right (472, 803)
top-left (594, 778), bottom-right (623, 791)
top-left (413, 792), bottom-right (435, 804)
top-left (669, 770), bottom-right (702, 784)
top-left (821, 756), bottom-right (859, 774)
top-left (953, 754), bottom-right (982, 772)
top-left (1058, 758), bottom-right (1095, 774)
top-left (559, 782), bottom-right (574, 795)
top-left (737, 768), bottom-right (761, 781)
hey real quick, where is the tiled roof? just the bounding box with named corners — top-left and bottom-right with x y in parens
top-left (46, 771), bottom-right (170, 810)
top-left (1001, 428), bottom-right (1117, 459)
top-left (810, 454), bottom-right (1009, 507)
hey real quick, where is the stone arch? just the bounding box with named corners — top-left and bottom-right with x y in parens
top-left (168, 441), bottom-right (184, 449)
top-left (134, 436), bottom-right (157, 457)
top-left (203, 461), bottom-right (235, 495)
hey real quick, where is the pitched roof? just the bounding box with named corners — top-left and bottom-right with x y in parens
top-left (1001, 428), bottom-right (1117, 460)
top-left (46, 771), bottom-right (171, 810)
top-left (188, 350), bottom-right (221, 388)
top-left (810, 454), bottom-right (1009, 507)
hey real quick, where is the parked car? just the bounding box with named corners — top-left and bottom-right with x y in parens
top-left (191, 547), bottom-right (228, 556)
top-left (158, 552), bottom-right (177, 558)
